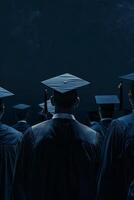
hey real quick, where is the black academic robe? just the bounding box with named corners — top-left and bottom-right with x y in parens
top-left (12, 118), bottom-right (100, 200)
top-left (91, 119), bottom-right (112, 152)
top-left (37, 112), bottom-right (53, 123)
top-left (0, 123), bottom-right (22, 200)
top-left (13, 121), bottom-right (30, 134)
top-left (91, 119), bottom-right (112, 138)
top-left (97, 112), bottom-right (134, 200)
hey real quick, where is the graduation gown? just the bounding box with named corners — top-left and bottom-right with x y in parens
top-left (91, 118), bottom-right (112, 152)
top-left (0, 123), bottom-right (22, 200)
top-left (97, 112), bottom-right (134, 200)
top-left (91, 118), bottom-right (112, 138)
top-left (12, 115), bottom-right (100, 200)
top-left (13, 121), bottom-right (30, 134)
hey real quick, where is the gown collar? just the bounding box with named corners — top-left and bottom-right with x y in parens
top-left (101, 118), bottom-right (112, 122)
top-left (18, 120), bottom-right (27, 123)
top-left (52, 113), bottom-right (76, 120)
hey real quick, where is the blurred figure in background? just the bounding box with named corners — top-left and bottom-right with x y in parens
top-left (12, 104), bottom-right (31, 134)
top-left (91, 95), bottom-right (120, 146)
top-left (85, 111), bottom-right (99, 127)
top-left (0, 87), bottom-right (22, 200)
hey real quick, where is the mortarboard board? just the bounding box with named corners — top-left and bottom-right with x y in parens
top-left (13, 104), bottom-right (31, 110)
top-left (41, 73), bottom-right (90, 93)
top-left (120, 73), bottom-right (134, 81)
top-left (38, 103), bottom-right (44, 109)
top-left (39, 100), bottom-right (55, 114)
top-left (0, 87), bottom-right (14, 99)
top-left (119, 73), bottom-right (134, 92)
top-left (95, 95), bottom-right (120, 105)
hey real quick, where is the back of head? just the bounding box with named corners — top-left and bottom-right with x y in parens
top-left (13, 104), bottom-right (31, 121)
top-left (99, 104), bottom-right (115, 119)
top-left (16, 110), bottom-right (28, 121)
top-left (95, 95), bottom-right (119, 119)
top-left (53, 90), bottom-right (78, 109)
top-left (42, 73), bottom-right (90, 112)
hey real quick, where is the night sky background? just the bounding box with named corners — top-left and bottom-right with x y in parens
top-left (0, 0), bottom-right (134, 124)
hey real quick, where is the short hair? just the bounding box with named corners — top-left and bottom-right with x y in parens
top-left (99, 104), bottom-right (115, 118)
top-left (15, 110), bottom-right (28, 121)
top-left (53, 89), bottom-right (78, 108)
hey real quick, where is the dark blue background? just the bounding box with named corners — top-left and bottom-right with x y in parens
top-left (0, 0), bottom-right (134, 123)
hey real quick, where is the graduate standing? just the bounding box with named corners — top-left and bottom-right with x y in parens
top-left (12, 73), bottom-right (100, 200)
top-left (91, 95), bottom-right (120, 145)
top-left (97, 73), bottom-right (134, 200)
top-left (0, 87), bottom-right (22, 200)
top-left (12, 104), bottom-right (31, 133)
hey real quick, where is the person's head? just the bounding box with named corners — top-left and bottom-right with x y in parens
top-left (98, 104), bottom-right (115, 120)
top-left (95, 95), bottom-right (119, 120)
top-left (15, 110), bottom-right (29, 121)
top-left (51, 89), bottom-right (80, 113)
top-left (119, 73), bottom-right (134, 111)
top-left (42, 73), bottom-right (90, 114)
top-left (0, 87), bottom-right (14, 122)
top-left (0, 99), bottom-right (5, 121)
top-left (128, 81), bottom-right (134, 110)
top-left (13, 104), bottom-right (31, 121)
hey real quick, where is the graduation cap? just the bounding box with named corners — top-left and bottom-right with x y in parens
top-left (95, 95), bottom-right (120, 119)
top-left (120, 73), bottom-right (134, 81)
top-left (39, 100), bottom-right (55, 114)
top-left (41, 73), bottom-right (90, 93)
top-left (120, 73), bottom-right (134, 93)
top-left (13, 104), bottom-right (31, 121)
top-left (0, 87), bottom-right (14, 99)
top-left (95, 95), bottom-right (120, 105)
top-left (38, 103), bottom-right (44, 109)
top-left (13, 104), bottom-right (31, 110)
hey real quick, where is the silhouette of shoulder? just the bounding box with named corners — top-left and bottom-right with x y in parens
top-left (28, 119), bottom-right (99, 146)
top-left (0, 123), bottom-right (22, 145)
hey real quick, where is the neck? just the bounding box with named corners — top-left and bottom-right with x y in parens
top-left (99, 112), bottom-right (113, 120)
top-left (53, 113), bottom-right (76, 120)
top-left (55, 107), bottom-right (74, 114)
top-left (100, 116), bottom-right (112, 120)
top-left (101, 117), bottom-right (112, 121)
top-left (18, 120), bottom-right (27, 122)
